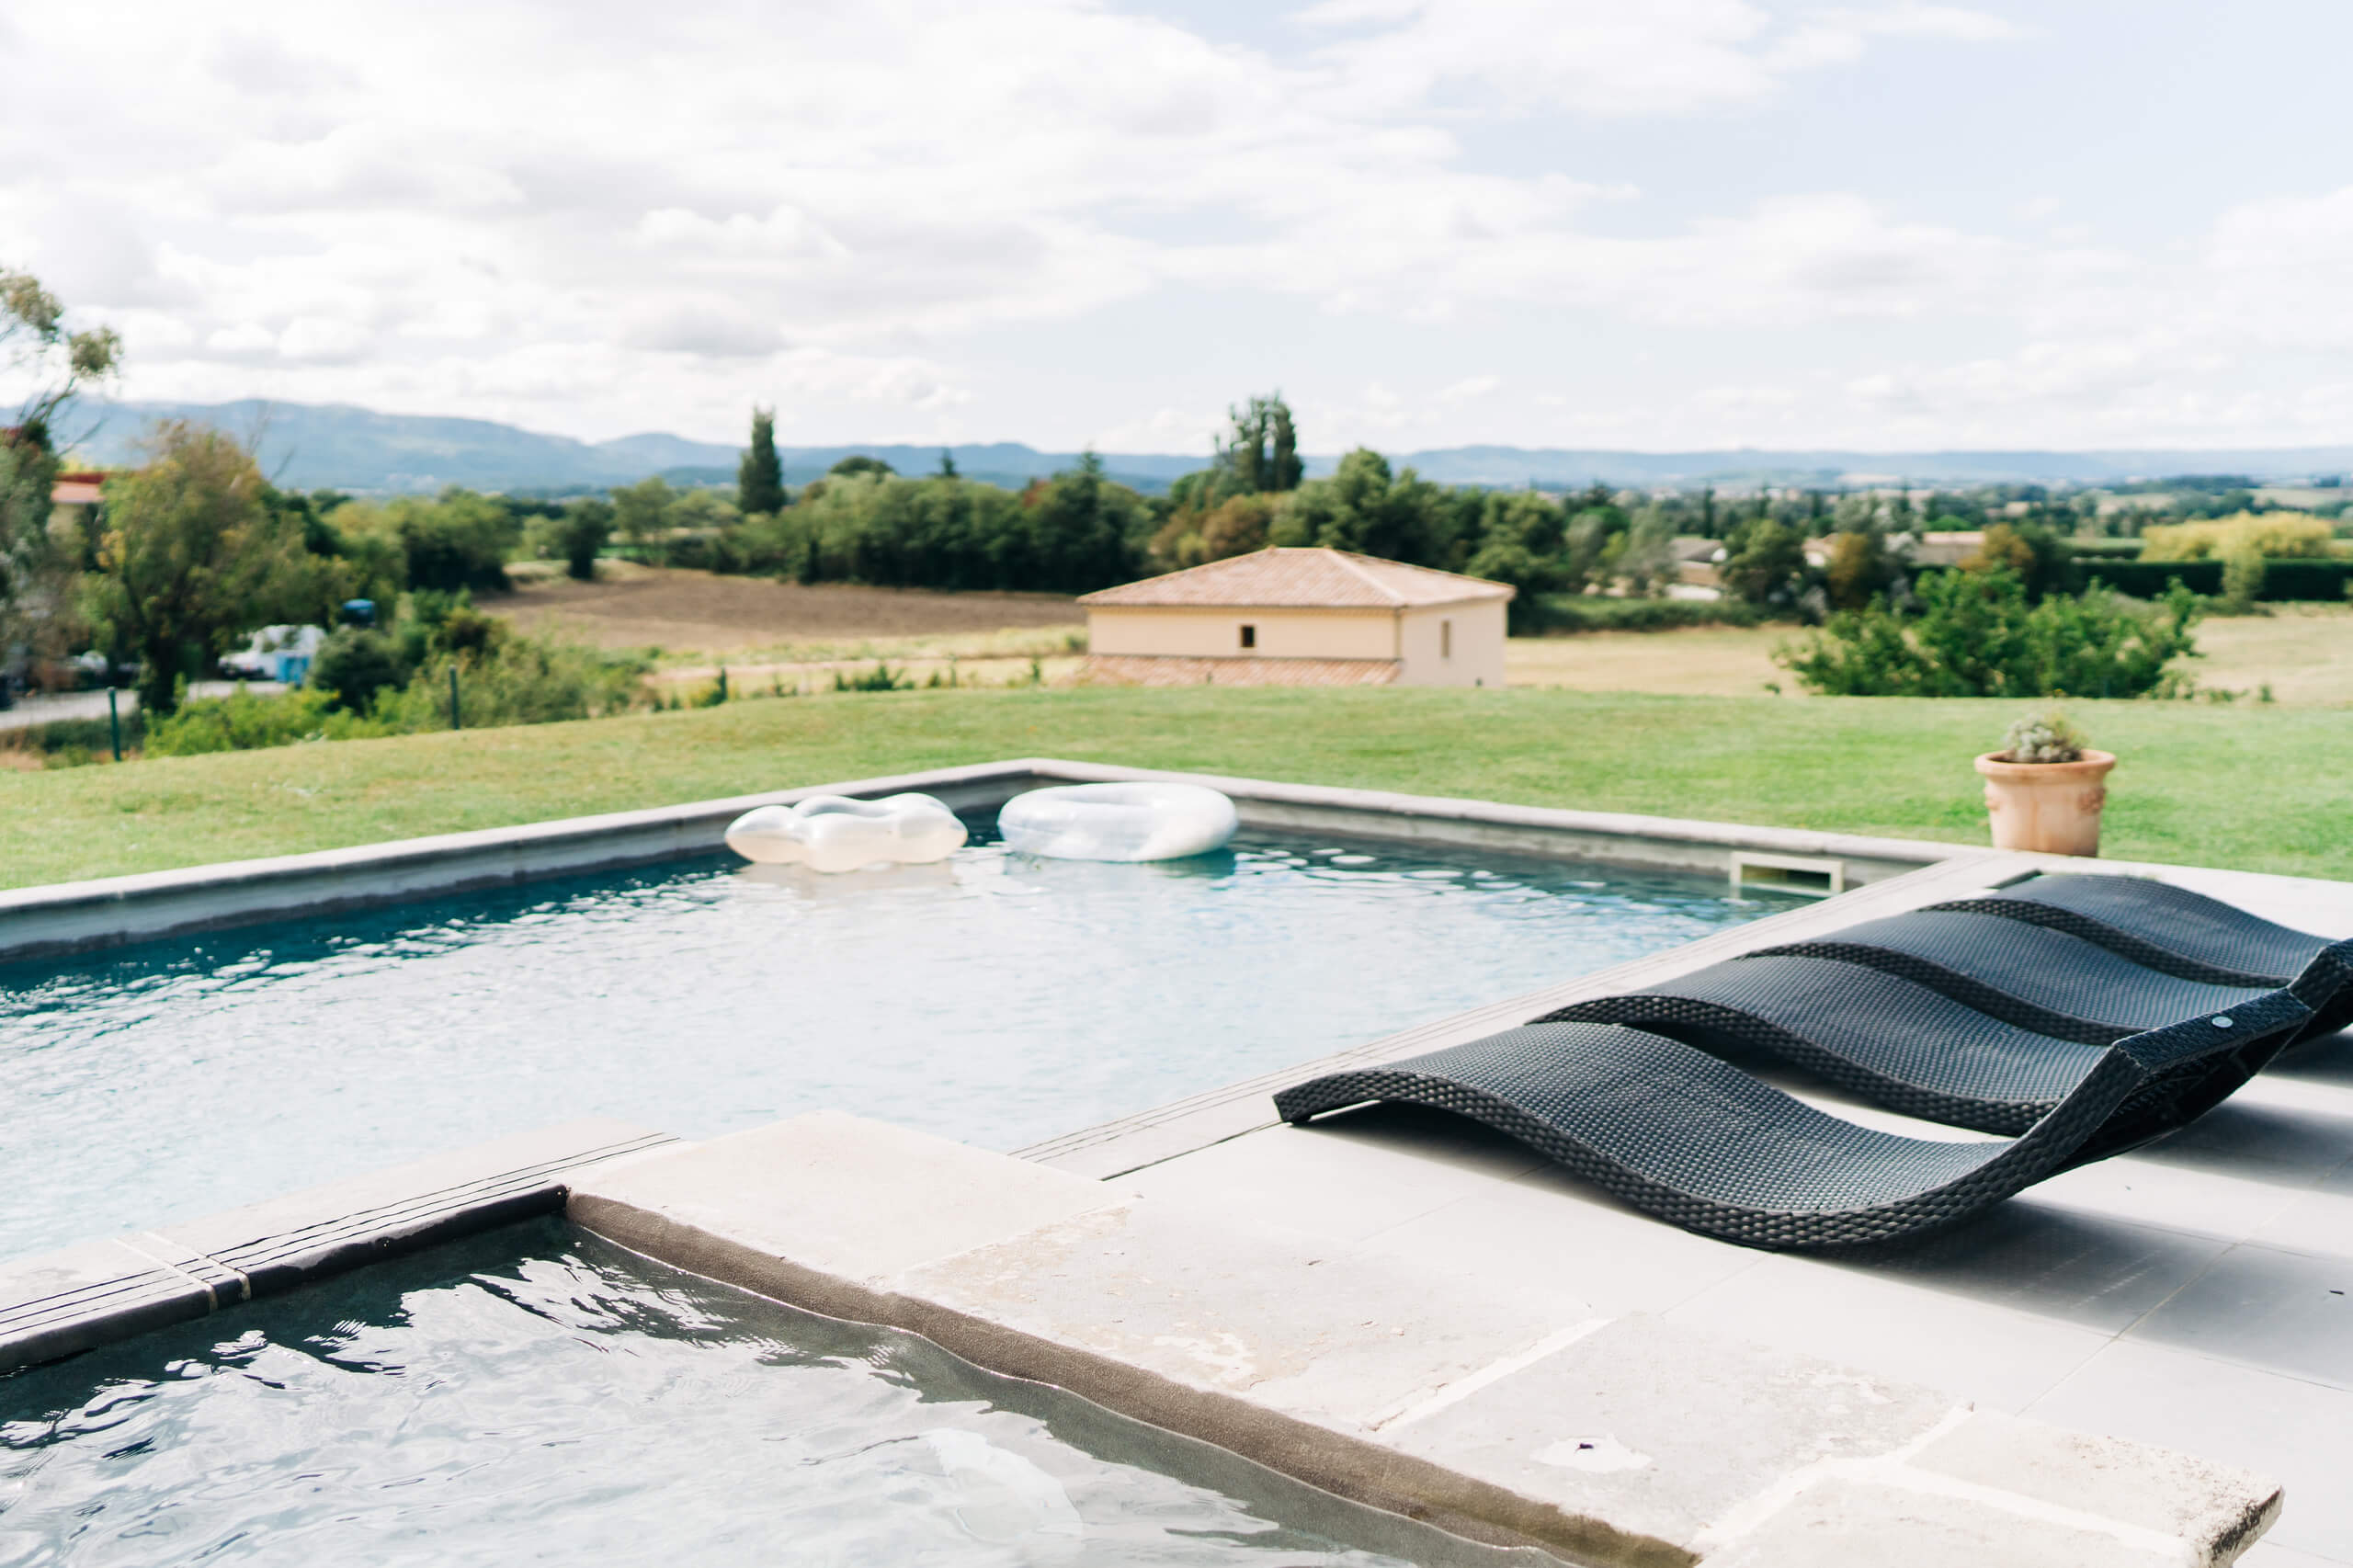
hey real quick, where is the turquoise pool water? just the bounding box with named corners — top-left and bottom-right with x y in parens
top-left (0, 1218), bottom-right (1514, 1566)
top-left (1, 824), bottom-right (1793, 1262)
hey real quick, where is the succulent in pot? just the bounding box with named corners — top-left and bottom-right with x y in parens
top-left (1974, 709), bottom-right (2116, 856)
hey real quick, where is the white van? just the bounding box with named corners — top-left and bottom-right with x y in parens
top-left (222, 625), bottom-right (326, 685)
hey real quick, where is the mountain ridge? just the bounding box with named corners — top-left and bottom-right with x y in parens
top-left (65, 399), bottom-right (2353, 495)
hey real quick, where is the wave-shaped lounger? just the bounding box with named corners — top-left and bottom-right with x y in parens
top-left (1538, 952), bottom-right (2295, 1149)
top-left (1747, 911), bottom-right (2295, 1046)
top-left (1539, 956), bottom-right (2119, 1136)
top-left (1924, 874), bottom-right (2353, 1039)
top-left (1274, 991), bottom-right (2313, 1250)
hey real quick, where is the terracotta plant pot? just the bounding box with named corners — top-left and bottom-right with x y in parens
top-left (1973, 749), bottom-right (2117, 857)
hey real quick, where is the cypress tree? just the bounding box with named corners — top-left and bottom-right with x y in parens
top-left (738, 406), bottom-right (785, 516)
top-left (1269, 395), bottom-right (1302, 491)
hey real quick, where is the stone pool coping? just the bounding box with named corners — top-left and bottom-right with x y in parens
top-left (0, 756), bottom-right (1972, 962)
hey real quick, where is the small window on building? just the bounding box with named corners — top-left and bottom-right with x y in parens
top-left (1239, 623), bottom-right (1256, 649)
top-left (1440, 619), bottom-right (1452, 658)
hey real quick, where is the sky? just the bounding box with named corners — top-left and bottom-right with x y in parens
top-left (7, 1), bottom-right (2353, 456)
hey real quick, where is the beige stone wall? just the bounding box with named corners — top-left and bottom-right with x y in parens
top-left (1085, 606), bottom-right (1401, 661)
top-left (1395, 600), bottom-right (1506, 687)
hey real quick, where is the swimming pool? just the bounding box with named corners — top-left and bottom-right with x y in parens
top-left (2, 824), bottom-right (1794, 1262)
top-left (0, 1217), bottom-right (1520, 1567)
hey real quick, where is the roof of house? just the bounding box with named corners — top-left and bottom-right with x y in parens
top-left (1078, 548), bottom-right (1514, 609)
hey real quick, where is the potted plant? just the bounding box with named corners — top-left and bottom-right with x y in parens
top-left (1974, 710), bottom-right (2116, 856)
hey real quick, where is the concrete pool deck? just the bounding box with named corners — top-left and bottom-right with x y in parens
top-left (558, 846), bottom-right (2353, 1566)
top-left (4, 775), bottom-right (2347, 1562)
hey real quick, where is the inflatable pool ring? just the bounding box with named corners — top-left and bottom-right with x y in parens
top-left (724, 793), bottom-right (968, 873)
top-left (997, 783), bottom-right (1239, 862)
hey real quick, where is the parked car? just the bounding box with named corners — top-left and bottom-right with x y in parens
top-left (221, 625), bottom-right (326, 685)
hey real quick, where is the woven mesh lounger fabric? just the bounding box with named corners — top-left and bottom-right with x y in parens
top-left (1926, 875), bottom-right (2353, 1040)
top-left (1750, 910), bottom-right (2277, 1044)
top-left (1273, 991), bottom-right (2313, 1250)
top-left (1536, 955), bottom-right (2109, 1135)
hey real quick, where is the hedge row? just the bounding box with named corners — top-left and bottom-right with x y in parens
top-left (2081, 559), bottom-right (2353, 601)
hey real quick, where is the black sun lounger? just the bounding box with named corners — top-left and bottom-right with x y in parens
top-left (1536, 952), bottom-right (2298, 1148)
top-left (1924, 874), bottom-right (2353, 1039)
top-left (1536, 955), bottom-right (2116, 1136)
top-left (1273, 990), bottom-right (2312, 1250)
top-left (1746, 910), bottom-right (2293, 1046)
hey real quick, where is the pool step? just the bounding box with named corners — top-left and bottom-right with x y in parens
top-left (0, 1118), bottom-right (675, 1373)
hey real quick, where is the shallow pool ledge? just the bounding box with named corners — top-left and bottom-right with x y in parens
top-left (0, 1119), bottom-right (674, 1372)
top-left (568, 1111), bottom-right (2279, 1568)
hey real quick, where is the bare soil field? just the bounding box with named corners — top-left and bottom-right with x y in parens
top-left (494, 562), bottom-right (1084, 654)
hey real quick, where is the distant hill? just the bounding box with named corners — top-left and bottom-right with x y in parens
top-left (64, 399), bottom-right (2353, 495)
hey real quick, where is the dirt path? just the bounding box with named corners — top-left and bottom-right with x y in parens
top-left (492, 562), bottom-right (1084, 654)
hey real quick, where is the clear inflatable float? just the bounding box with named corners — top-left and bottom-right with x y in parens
top-left (996, 782), bottom-right (1239, 862)
top-left (723, 793), bottom-right (968, 873)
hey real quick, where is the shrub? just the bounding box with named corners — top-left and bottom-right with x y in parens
top-left (2000, 709), bottom-right (2086, 763)
top-left (2142, 512), bottom-right (2336, 562)
top-left (833, 661), bottom-right (911, 692)
top-left (376, 635), bottom-right (648, 729)
top-left (1776, 568), bottom-right (2200, 699)
top-left (311, 627), bottom-right (409, 713)
top-left (2219, 542), bottom-right (2267, 614)
top-left (1528, 597), bottom-right (1761, 633)
top-left (147, 687), bottom-right (388, 756)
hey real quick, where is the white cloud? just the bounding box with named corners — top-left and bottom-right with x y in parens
top-left (1438, 375), bottom-right (1502, 402)
top-left (3, 0), bottom-right (2348, 453)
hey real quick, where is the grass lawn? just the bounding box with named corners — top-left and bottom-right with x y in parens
top-left (5, 687), bottom-right (2346, 890)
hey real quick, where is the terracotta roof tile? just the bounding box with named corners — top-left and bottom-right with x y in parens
top-left (1078, 548), bottom-right (1513, 608)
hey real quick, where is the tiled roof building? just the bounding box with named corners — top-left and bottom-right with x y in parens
top-left (1077, 548), bottom-right (1511, 688)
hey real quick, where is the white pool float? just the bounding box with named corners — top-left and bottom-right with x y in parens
top-left (997, 783), bottom-right (1238, 862)
top-left (724, 793), bottom-right (967, 872)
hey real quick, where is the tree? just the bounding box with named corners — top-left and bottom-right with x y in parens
top-left (551, 497), bottom-right (614, 581)
top-left (737, 408), bottom-right (785, 516)
top-left (2, 267), bottom-right (122, 669)
top-left (1268, 398), bottom-right (1302, 491)
top-left (1213, 393), bottom-right (1304, 495)
top-left (829, 455), bottom-right (894, 480)
top-left (3, 268), bottom-right (121, 452)
top-left (611, 475), bottom-right (675, 562)
top-left (937, 449), bottom-right (960, 480)
top-left (1020, 451), bottom-right (1145, 593)
top-left (1960, 521), bottom-right (2075, 601)
top-left (81, 423), bottom-right (339, 714)
top-left (1278, 448), bottom-right (1459, 564)
top-left (1718, 516), bottom-right (1814, 612)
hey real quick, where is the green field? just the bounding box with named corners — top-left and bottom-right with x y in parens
top-left (5, 687), bottom-right (2347, 890)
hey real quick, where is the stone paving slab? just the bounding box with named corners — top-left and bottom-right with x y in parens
top-left (569, 1110), bottom-right (2278, 1567)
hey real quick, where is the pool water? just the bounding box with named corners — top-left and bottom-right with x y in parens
top-left (0, 1218), bottom-right (1518, 1567)
top-left (2, 824), bottom-right (1793, 1262)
